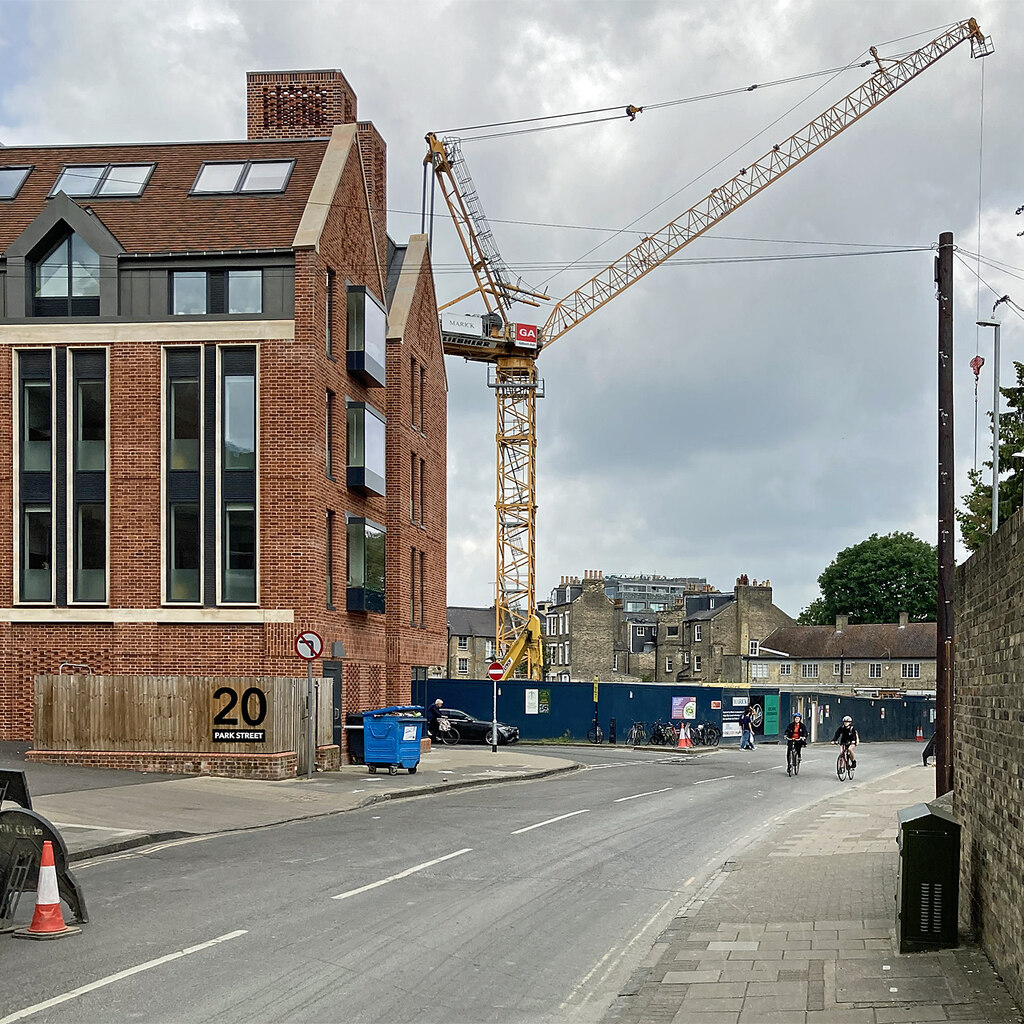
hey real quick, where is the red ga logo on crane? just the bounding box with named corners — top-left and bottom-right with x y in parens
top-left (513, 323), bottom-right (538, 349)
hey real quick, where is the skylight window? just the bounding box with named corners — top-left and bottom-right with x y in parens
top-left (192, 159), bottom-right (294, 195)
top-left (0, 166), bottom-right (32, 199)
top-left (50, 163), bottom-right (154, 199)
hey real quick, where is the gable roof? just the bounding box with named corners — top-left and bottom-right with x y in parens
top-left (758, 622), bottom-right (936, 660)
top-left (446, 606), bottom-right (496, 638)
top-left (0, 137), bottom-right (330, 255)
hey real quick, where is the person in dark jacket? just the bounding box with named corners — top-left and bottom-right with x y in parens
top-left (832, 715), bottom-right (860, 767)
top-left (426, 698), bottom-right (444, 741)
top-left (739, 705), bottom-right (755, 750)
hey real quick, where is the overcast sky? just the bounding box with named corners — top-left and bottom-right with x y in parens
top-left (2, 0), bottom-right (1020, 619)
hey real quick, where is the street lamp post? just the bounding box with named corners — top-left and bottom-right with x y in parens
top-left (977, 311), bottom-right (1002, 533)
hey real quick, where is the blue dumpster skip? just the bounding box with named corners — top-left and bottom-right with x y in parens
top-left (362, 706), bottom-right (424, 775)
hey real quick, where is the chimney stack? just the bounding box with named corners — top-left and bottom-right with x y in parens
top-left (247, 69), bottom-right (357, 139)
top-left (898, 611), bottom-right (909, 629)
top-left (836, 613), bottom-right (849, 632)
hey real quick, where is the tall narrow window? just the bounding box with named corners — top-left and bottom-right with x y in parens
top-left (223, 372), bottom-right (255, 470)
top-left (418, 549), bottom-right (425, 626)
top-left (418, 456), bottom-right (426, 528)
top-left (21, 507), bottom-right (52, 602)
top-left (169, 504), bottom-right (200, 602)
top-left (410, 357), bottom-right (419, 428)
top-left (410, 452), bottom-right (418, 523)
top-left (410, 547), bottom-right (417, 625)
top-left (75, 379), bottom-right (105, 471)
top-left (419, 364), bottom-right (426, 434)
top-left (346, 402), bottom-right (386, 495)
top-left (325, 270), bottom-right (334, 357)
top-left (170, 378), bottom-right (200, 470)
top-left (223, 503), bottom-right (256, 603)
top-left (346, 285), bottom-right (386, 386)
top-left (22, 380), bottom-right (52, 472)
top-left (326, 391), bottom-right (335, 478)
top-left (74, 503), bottom-right (105, 602)
top-left (326, 511), bottom-right (335, 608)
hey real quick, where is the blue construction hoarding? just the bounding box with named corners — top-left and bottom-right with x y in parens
top-left (411, 678), bottom-right (935, 744)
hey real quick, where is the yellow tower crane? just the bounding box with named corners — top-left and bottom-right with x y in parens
top-left (427, 17), bottom-right (992, 681)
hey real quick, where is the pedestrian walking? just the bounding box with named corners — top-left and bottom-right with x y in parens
top-left (740, 705), bottom-right (755, 750)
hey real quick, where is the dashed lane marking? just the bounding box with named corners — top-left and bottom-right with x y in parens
top-left (332, 848), bottom-right (472, 900)
top-left (511, 809), bottom-right (590, 835)
top-left (0, 930), bottom-right (247, 1024)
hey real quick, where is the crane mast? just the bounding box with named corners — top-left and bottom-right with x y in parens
top-left (428, 17), bottom-right (991, 681)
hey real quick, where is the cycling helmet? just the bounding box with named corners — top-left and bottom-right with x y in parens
top-left (793, 712), bottom-right (802, 719)
top-left (843, 715), bottom-right (852, 723)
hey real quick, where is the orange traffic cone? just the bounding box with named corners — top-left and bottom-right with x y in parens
top-left (915, 726), bottom-right (924, 742)
top-left (677, 724), bottom-right (692, 749)
top-left (14, 841), bottom-right (81, 940)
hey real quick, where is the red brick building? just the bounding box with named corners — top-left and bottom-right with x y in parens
top-left (0, 69), bottom-right (447, 759)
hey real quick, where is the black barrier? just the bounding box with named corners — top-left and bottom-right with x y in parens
top-left (609, 718), bottom-right (616, 745)
top-left (0, 770), bottom-right (32, 810)
top-left (0, 809), bottom-right (88, 932)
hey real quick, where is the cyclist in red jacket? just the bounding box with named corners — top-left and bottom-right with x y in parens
top-left (784, 712), bottom-right (808, 775)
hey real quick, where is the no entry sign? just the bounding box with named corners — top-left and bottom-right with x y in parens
top-left (488, 662), bottom-right (504, 681)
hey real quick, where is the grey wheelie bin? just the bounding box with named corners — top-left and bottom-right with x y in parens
top-left (362, 706), bottom-right (424, 775)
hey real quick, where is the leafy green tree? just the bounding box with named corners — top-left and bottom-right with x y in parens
top-left (957, 360), bottom-right (1024, 551)
top-left (798, 532), bottom-right (937, 624)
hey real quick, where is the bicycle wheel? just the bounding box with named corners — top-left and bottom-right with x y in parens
top-left (836, 751), bottom-right (848, 780)
top-left (793, 750), bottom-right (800, 776)
top-left (664, 724), bottom-right (678, 745)
top-left (846, 755), bottom-right (855, 780)
top-left (587, 725), bottom-right (604, 744)
top-left (709, 728), bottom-right (721, 747)
top-left (440, 725), bottom-right (459, 745)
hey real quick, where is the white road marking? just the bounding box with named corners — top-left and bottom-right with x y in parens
top-left (511, 809), bottom-right (590, 835)
top-left (693, 775), bottom-right (735, 784)
top-left (614, 788), bottom-right (673, 802)
top-left (751, 765), bottom-right (785, 774)
top-left (582, 760), bottom-right (650, 770)
top-left (0, 930), bottom-right (247, 1024)
top-left (332, 848), bottom-right (472, 900)
top-left (49, 821), bottom-right (141, 837)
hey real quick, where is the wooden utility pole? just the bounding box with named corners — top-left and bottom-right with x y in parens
top-left (935, 231), bottom-right (955, 797)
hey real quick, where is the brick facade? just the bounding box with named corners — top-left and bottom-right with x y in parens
top-left (0, 70), bottom-right (447, 768)
top-left (954, 503), bottom-right (1024, 1007)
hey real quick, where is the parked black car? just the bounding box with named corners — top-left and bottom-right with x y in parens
top-left (439, 707), bottom-right (519, 745)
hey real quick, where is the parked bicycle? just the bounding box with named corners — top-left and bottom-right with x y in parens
top-left (690, 721), bottom-right (721, 747)
top-left (647, 720), bottom-right (677, 746)
top-left (836, 743), bottom-right (856, 781)
top-left (587, 714), bottom-right (604, 744)
top-left (625, 721), bottom-right (647, 746)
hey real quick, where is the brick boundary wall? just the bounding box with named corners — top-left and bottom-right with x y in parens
top-left (25, 748), bottom-right (302, 781)
top-left (954, 502), bottom-right (1024, 1008)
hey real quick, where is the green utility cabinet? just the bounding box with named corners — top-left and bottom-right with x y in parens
top-left (896, 801), bottom-right (960, 952)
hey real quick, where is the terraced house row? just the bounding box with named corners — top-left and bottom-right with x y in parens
top-left (0, 69), bottom-right (448, 751)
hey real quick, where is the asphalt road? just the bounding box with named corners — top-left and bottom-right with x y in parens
top-left (0, 741), bottom-right (919, 1024)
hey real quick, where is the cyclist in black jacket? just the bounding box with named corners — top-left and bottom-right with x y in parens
top-left (832, 715), bottom-right (860, 767)
top-left (784, 712), bottom-right (808, 775)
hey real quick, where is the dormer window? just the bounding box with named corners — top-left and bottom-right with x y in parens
top-left (33, 232), bottom-right (100, 316)
top-left (191, 160), bottom-right (294, 195)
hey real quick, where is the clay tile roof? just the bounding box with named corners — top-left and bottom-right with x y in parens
top-left (758, 622), bottom-right (936, 659)
top-left (0, 138), bottom-right (330, 254)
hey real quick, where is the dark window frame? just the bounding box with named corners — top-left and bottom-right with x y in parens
top-left (0, 165), bottom-right (33, 200)
top-left (49, 162), bottom-right (155, 199)
top-left (190, 159), bottom-right (296, 196)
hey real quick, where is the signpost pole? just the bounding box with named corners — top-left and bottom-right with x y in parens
top-left (487, 661), bottom-right (504, 753)
top-left (307, 660), bottom-right (314, 780)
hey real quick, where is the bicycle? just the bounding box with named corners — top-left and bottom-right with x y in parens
top-left (625, 721), bottom-right (647, 746)
top-left (836, 742), bottom-right (856, 781)
top-left (786, 741), bottom-right (804, 776)
top-left (647, 720), bottom-right (677, 745)
top-left (435, 717), bottom-right (460, 745)
top-left (587, 717), bottom-right (604, 744)
top-left (691, 722), bottom-right (721, 747)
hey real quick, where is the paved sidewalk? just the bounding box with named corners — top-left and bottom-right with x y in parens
top-left (607, 764), bottom-right (1022, 1024)
top-left (0, 744), bottom-right (577, 860)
